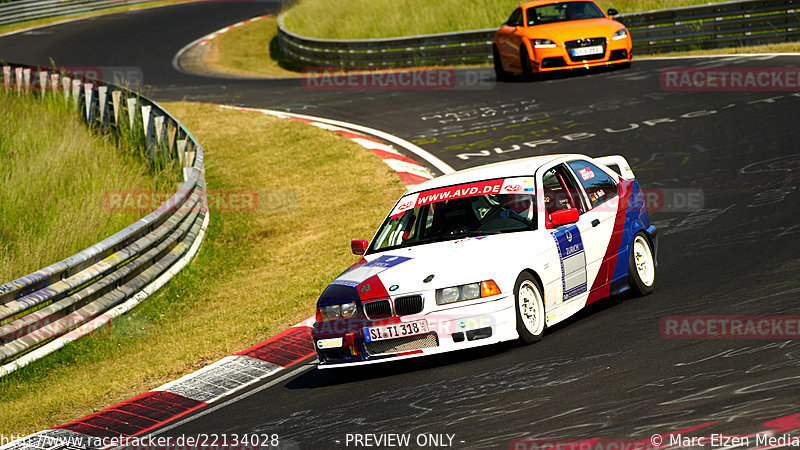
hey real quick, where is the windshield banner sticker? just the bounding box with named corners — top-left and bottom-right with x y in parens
top-left (391, 177), bottom-right (536, 217)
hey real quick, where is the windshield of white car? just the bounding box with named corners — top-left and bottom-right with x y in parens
top-left (526, 1), bottom-right (605, 26)
top-left (369, 192), bottom-right (536, 253)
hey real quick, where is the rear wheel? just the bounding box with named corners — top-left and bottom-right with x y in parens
top-left (514, 273), bottom-right (545, 343)
top-left (628, 232), bottom-right (655, 295)
top-left (493, 45), bottom-right (511, 81)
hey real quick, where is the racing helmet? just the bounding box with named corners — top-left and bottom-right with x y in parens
top-left (507, 194), bottom-right (533, 214)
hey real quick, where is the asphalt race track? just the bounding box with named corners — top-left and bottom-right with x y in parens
top-left (2, 2), bottom-right (800, 448)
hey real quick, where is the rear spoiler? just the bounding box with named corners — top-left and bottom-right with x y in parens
top-left (595, 155), bottom-right (635, 180)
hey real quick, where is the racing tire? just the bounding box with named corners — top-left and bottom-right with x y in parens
top-left (493, 45), bottom-right (511, 82)
top-left (514, 273), bottom-right (545, 344)
top-left (520, 47), bottom-right (534, 81)
top-left (628, 232), bottom-right (655, 296)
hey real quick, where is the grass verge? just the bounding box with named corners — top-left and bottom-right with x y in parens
top-left (0, 91), bottom-right (175, 283)
top-left (281, 0), bottom-right (717, 40)
top-left (204, 15), bottom-right (303, 78)
top-left (0, 102), bottom-right (406, 436)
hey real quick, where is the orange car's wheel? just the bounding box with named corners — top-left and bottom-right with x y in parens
top-left (520, 47), bottom-right (534, 81)
top-left (493, 45), bottom-right (511, 82)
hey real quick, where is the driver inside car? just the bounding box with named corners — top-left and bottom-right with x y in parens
top-left (565, 2), bottom-right (587, 20)
top-left (499, 193), bottom-right (534, 224)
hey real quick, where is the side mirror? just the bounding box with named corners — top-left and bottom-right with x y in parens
top-left (351, 239), bottom-right (368, 255)
top-left (607, 8), bottom-right (618, 16)
top-left (550, 208), bottom-right (580, 227)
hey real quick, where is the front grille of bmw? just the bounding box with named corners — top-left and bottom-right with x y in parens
top-left (364, 300), bottom-right (392, 320)
top-left (364, 295), bottom-right (424, 320)
top-left (394, 295), bottom-right (424, 316)
top-left (364, 332), bottom-right (439, 356)
top-left (565, 37), bottom-right (607, 61)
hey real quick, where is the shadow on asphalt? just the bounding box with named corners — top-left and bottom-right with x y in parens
top-left (499, 63), bottom-right (632, 83)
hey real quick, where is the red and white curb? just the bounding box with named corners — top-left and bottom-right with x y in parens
top-left (218, 105), bottom-right (451, 186)
top-left (2, 111), bottom-right (450, 450)
top-left (171, 14), bottom-right (271, 74)
top-left (191, 14), bottom-right (269, 48)
top-left (306, 121), bottom-right (435, 187)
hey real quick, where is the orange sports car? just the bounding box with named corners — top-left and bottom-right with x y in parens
top-left (493, 0), bottom-right (632, 80)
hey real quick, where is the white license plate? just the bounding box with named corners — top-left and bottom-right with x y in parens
top-left (571, 46), bottom-right (603, 57)
top-left (364, 320), bottom-right (429, 342)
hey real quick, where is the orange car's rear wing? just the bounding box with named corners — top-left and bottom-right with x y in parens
top-left (596, 155), bottom-right (635, 180)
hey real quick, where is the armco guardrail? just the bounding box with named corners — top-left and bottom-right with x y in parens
top-left (623, 0), bottom-right (800, 53)
top-left (0, 64), bottom-right (208, 377)
top-left (0, 0), bottom-right (150, 27)
top-left (277, 0), bottom-right (800, 68)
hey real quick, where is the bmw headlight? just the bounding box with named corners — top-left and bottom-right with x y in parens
top-left (532, 39), bottom-right (557, 48)
top-left (612, 28), bottom-right (628, 40)
top-left (461, 283), bottom-right (481, 299)
top-left (318, 302), bottom-right (359, 321)
top-left (436, 280), bottom-right (501, 305)
top-left (439, 287), bottom-right (461, 304)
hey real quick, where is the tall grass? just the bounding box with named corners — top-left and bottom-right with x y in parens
top-left (283, 0), bottom-right (719, 39)
top-left (0, 90), bottom-right (176, 283)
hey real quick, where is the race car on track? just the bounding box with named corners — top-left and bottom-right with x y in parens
top-left (312, 154), bottom-right (657, 368)
top-left (493, 0), bottom-right (633, 80)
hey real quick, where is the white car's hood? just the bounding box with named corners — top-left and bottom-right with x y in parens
top-left (332, 231), bottom-right (552, 298)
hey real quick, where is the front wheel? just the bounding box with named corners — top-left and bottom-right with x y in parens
top-left (520, 47), bottom-right (534, 81)
top-left (628, 232), bottom-right (655, 296)
top-left (514, 273), bottom-right (545, 344)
